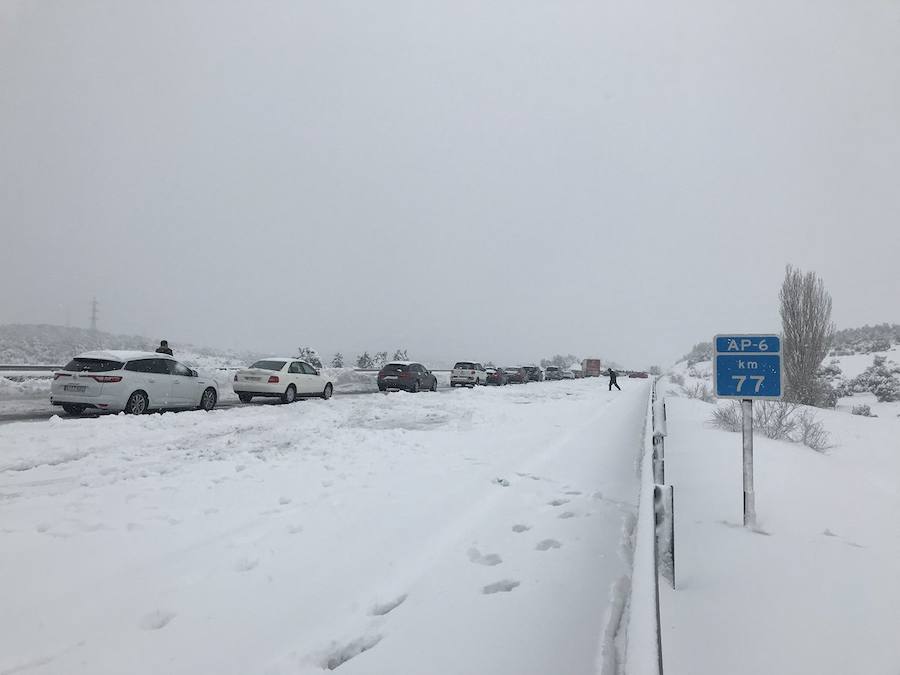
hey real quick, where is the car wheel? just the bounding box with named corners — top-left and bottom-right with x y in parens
top-left (200, 387), bottom-right (217, 411)
top-left (125, 391), bottom-right (149, 415)
top-left (411, 380), bottom-right (420, 393)
top-left (378, 385), bottom-right (387, 392)
top-left (322, 383), bottom-right (333, 400)
top-left (61, 404), bottom-right (85, 416)
top-left (282, 384), bottom-right (297, 404)
top-left (238, 393), bottom-right (253, 403)
top-left (430, 378), bottom-right (437, 392)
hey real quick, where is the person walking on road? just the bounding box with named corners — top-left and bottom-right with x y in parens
top-left (608, 367), bottom-right (621, 391)
top-left (156, 340), bottom-right (173, 356)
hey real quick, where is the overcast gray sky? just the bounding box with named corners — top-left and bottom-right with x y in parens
top-left (2, 0), bottom-right (898, 367)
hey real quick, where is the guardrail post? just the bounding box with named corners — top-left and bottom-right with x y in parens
top-left (654, 484), bottom-right (675, 588)
top-left (652, 433), bottom-right (665, 484)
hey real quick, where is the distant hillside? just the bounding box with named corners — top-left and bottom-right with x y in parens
top-left (0, 324), bottom-right (255, 367)
top-left (830, 323), bottom-right (900, 356)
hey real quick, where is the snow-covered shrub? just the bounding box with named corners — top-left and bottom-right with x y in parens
top-left (681, 382), bottom-right (715, 403)
top-left (709, 401), bottom-right (830, 451)
top-left (669, 372), bottom-right (685, 387)
top-left (852, 355), bottom-right (900, 402)
top-left (794, 409), bottom-right (831, 452)
top-left (710, 403), bottom-right (742, 432)
top-left (811, 378), bottom-right (839, 409)
top-left (851, 404), bottom-right (875, 417)
top-left (753, 401), bottom-right (799, 441)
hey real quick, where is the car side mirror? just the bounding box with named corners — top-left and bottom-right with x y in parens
top-left (191, 369), bottom-right (198, 377)
top-left (315, 369), bottom-right (321, 376)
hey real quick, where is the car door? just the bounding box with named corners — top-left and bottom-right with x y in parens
top-left (169, 360), bottom-right (197, 407)
top-left (287, 361), bottom-right (306, 394)
top-left (300, 361), bottom-right (322, 395)
top-left (141, 358), bottom-right (174, 408)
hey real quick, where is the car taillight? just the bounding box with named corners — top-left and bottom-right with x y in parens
top-left (91, 375), bottom-right (122, 383)
top-left (268, 375), bottom-right (279, 384)
top-left (54, 373), bottom-right (70, 379)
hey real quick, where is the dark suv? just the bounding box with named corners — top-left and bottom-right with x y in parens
top-left (544, 366), bottom-right (562, 381)
top-left (523, 366), bottom-right (544, 382)
top-left (377, 362), bottom-right (438, 392)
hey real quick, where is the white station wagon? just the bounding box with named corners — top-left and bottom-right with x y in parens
top-left (232, 358), bottom-right (334, 403)
top-left (50, 350), bottom-right (219, 416)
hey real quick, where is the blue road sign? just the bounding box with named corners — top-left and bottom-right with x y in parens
top-left (714, 334), bottom-right (783, 399)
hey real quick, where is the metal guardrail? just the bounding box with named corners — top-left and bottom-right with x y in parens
top-left (626, 378), bottom-right (674, 675)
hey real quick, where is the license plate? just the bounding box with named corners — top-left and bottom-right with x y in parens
top-left (245, 376), bottom-right (261, 381)
top-left (64, 385), bottom-right (87, 392)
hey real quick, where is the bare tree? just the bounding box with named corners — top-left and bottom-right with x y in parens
top-left (779, 265), bottom-right (835, 406)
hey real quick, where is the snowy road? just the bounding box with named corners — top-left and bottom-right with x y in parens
top-left (0, 379), bottom-right (649, 675)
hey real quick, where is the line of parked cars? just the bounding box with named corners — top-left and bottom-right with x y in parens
top-left (447, 362), bottom-right (574, 387)
top-left (50, 350), bottom-right (335, 415)
top-left (50, 348), bottom-right (587, 417)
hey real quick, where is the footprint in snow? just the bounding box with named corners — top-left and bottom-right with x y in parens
top-left (234, 556), bottom-right (259, 572)
top-left (558, 511), bottom-right (576, 519)
top-left (512, 524), bottom-right (531, 533)
top-left (548, 498), bottom-right (569, 507)
top-left (139, 610), bottom-right (176, 631)
top-left (535, 539), bottom-right (562, 551)
top-left (822, 529), bottom-right (837, 537)
top-left (286, 524), bottom-right (304, 534)
top-left (370, 594), bottom-right (407, 616)
top-left (468, 548), bottom-right (503, 566)
top-left (279, 497), bottom-right (292, 505)
top-left (482, 579), bottom-right (520, 594)
top-left (564, 490), bottom-right (582, 496)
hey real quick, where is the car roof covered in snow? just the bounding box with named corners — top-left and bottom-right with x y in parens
top-left (384, 361), bottom-right (416, 366)
top-left (255, 357), bottom-right (297, 363)
top-left (73, 350), bottom-right (169, 362)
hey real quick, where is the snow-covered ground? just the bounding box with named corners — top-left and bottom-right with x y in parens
top-left (0, 378), bottom-right (649, 675)
top-left (655, 349), bottom-right (900, 674)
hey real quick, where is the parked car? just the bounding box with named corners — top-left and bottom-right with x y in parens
top-left (545, 366), bottom-right (563, 381)
top-left (486, 367), bottom-right (508, 385)
top-left (451, 361), bottom-right (487, 387)
top-left (629, 371), bottom-right (649, 379)
top-left (523, 366), bottom-right (544, 382)
top-left (50, 350), bottom-right (219, 415)
top-left (377, 361), bottom-right (438, 392)
top-left (233, 358), bottom-right (334, 403)
top-left (562, 370), bottom-right (576, 379)
top-left (504, 367), bottom-right (528, 384)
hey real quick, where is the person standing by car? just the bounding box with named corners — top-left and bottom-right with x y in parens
top-left (608, 367), bottom-right (621, 391)
top-left (156, 340), bottom-right (173, 356)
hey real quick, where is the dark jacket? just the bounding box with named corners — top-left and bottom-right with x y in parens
top-left (607, 368), bottom-right (617, 381)
top-left (156, 346), bottom-right (173, 356)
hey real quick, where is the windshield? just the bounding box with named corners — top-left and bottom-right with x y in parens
top-left (249, 360), bottom-right (286, 371)
top-left (382, 363), bottom-right (410, 372)
top-left (454, 362), bottom-right (475, 369)
top-left (62, 358), bottom-right (124, 372)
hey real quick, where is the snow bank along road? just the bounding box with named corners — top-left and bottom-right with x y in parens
top-left (0, 378), bottom-right (650, 675)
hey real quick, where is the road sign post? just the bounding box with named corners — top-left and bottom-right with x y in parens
top-left (714, 334), bottom-right (782, 528)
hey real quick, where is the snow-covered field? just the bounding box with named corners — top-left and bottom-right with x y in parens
top-left (656, 352), bottom-right (900, 674)
top-left (0, 378), bottom-right (649, 675)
